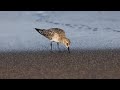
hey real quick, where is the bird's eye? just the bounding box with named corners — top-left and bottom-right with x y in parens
top-left (67, 43), bottom-right (68, 46)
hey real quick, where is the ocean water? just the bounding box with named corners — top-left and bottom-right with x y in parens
top-left (0, 11), bottom-right (120, 52)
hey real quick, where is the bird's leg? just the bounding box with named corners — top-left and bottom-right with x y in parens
top-left (57, 42), bottom-right (60, 50)
top-left (57, 42), bottom-right (62, 53)
top-left (50, 42), bottom-right (52, 50)
top-left (68, 47), bottom-right (70, 53)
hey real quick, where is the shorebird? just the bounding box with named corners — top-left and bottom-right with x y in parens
top-left (35, 28), bottom-right (71, 53)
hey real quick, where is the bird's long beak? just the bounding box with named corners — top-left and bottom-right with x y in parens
top-left (68, 47), bottom-right (70, 53)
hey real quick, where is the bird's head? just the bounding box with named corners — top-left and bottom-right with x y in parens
top-left (62, 37), bottom-right (71, 53)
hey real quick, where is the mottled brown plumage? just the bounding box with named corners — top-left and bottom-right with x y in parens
top-left (35, 28), bottom-right (71, 53)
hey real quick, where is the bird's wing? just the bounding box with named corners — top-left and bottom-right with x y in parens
top-left (41, 30), bottom-right (54, 40)
top-left (50, 28), bottom-right (66, 37)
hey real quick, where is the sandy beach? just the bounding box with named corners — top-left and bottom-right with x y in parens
top-left (1, 11), bottom-right (120, 79)
top-left (0, 49), bottom-right (120, 79)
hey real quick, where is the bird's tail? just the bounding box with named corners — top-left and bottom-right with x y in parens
top-left (35, 28), bottom-right (45, 35)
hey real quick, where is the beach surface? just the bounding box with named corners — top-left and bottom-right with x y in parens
top-left (1, 11), bottom-right (120, 79)
top-left (0, 49), bottom-right (120, 79)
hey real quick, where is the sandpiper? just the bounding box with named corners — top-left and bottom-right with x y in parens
top-left (35, 28), bottom-right (71, 53)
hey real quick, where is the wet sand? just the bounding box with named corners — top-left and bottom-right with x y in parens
top-left (0, 49), bottom-right (120, 79)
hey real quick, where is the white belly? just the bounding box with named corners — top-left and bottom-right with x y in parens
top-left (51, 33), bottom-right (59, 42)
top-left (51, 38), bottom-right (59, 42)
